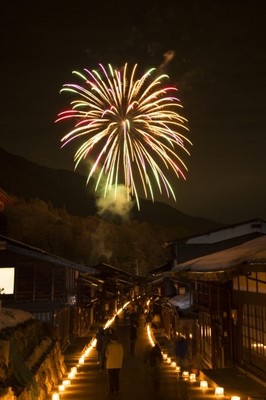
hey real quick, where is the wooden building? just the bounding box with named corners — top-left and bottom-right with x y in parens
top-left (171, 233), bottom-right (266, 382)
top-left (0, 234), bottom-right (98, 348)
top-left (147, 219), bottom-right (266, 383)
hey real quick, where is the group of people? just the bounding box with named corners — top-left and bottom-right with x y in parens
top-left (95, 306), bottom-right (185, 396)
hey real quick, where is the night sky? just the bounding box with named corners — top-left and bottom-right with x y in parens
top-left (1, 0), bottom-right (265, 224)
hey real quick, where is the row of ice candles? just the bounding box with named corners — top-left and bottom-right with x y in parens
top-left (146, 325), bottom-right (240, 400)
top-left (51, 302), bottom-right (130, 400)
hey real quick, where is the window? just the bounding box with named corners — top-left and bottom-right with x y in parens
top-left (242, 304), bottom-right (266, 359)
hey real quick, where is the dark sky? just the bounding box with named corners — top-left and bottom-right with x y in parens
top-left (1, 0), bottom-right (266, 224)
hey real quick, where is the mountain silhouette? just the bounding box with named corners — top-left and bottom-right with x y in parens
top-left (0, 147), bottom-right (222, 233)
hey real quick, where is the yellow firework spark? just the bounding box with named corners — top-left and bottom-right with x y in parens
top-left (56, 63), bottom-right (192, 209)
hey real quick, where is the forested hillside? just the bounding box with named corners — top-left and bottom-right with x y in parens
top-left (0, 147), bottom-right (223, 275)
top-left (3, 198), bottom-right (192, 276)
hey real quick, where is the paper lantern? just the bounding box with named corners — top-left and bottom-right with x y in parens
top-left (200, 380), bottom-right (208, 388)
top-left (215, 387), bottom-right (224, 395)
top-left (182, 371), bottom-right (189, 379)
top-left (189, 373), bottom-right (196, 382)
top-left (171, 361), bottom-right (176, 367)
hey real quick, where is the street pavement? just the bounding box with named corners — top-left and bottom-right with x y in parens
top-left (58, 313), bottom-right (266, 400)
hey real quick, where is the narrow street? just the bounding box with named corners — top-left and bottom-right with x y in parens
top-left (57, 312), bottom-right (266, 400)
top-left (61, 313), bottom-right (193, 400)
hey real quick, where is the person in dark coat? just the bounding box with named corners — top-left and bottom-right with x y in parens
top-left (174, 335), bottom-right (188, 370)
top-left (100, 328), bottom-right (111, 371)
top-left (96, 327), bottom-right (104, 366)
top-left (144, 311), bottom-right (153, 326)
top-left (129, 322), bottom-right (138, 355)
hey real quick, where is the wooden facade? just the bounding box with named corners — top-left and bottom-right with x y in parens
top-left (0, 236), bottom-right (141, 349)
top-left (231, 265), bottom-right (266, 381)
top-left (0, 235), bottom-right (97, 348)
top-left (148, 220), bottom-right (266, 384)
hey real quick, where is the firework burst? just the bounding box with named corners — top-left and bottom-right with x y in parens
top-left (56, 63), bottom-right (192, 209)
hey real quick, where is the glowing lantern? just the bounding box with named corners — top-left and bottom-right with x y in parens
top-left (182, 371), bottom-right (189, 379)
top-left (71, 366), bottom-right (77, 374)
top-left (215, 387), bottom-right (224, 396)
top-left (200, 380), bottom-right (208, 389)
top-left (62, 379), bottom-right (71, 386)
top-left (52, 394), bottom-right (60, 400)
top-left (58, 385), bottom-right (65, 392)
top-left (189, 373), bottom-right (196, 382)
top-left (231, 397), bottom-right (240, 400)
top-left (171, 361), bottom-right (176, 368)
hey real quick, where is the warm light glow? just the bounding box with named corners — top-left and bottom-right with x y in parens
top-left (146, 325), bottom-right (155, 346)
top-left (200, 380), bottom-right (208, 388)
top-left (78, 356), bottom-right (85, 364)
top-left (163, 354), bottom-right (168, 360)
top-left (176, 366), bottom-right (181, 372)
top-left (171, 361), bottom-right (176, 368)
top-left (58, 385), bottom-right (65, 392)
top-left (215, 387), bottom-right (224, 396)
top-left (71, 366), bottom-right (77, 374)
top-left (182, 371), bottom-right (189, 379)
top-left (167, 357), bottom-right (171, 364)
top-left (189, 373), bottom-right (196, 382)
top-left (62, 380), bottom-right (71, 386)
top-left (68, 371), bottom-right (75, 379)
top-left (52, 393), bottom-right (60, 400)
top-left (231, 397), bottom-right (240, 400)
top-left (84, 347), bottom-right (92, 356)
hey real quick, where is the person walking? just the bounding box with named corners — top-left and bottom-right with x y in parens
top-left (129, 321), bottom-right (138, 355)
top-left (100, 328), bottom-right (111, 371)
top-left (174, 334), bottom-right (188, 371)
top-left (95, 326), bottom-right (104, 366)
top-left (144, 311), bottom-right (153, 326)
top-left (105, 330), bottom-right (124, 395)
